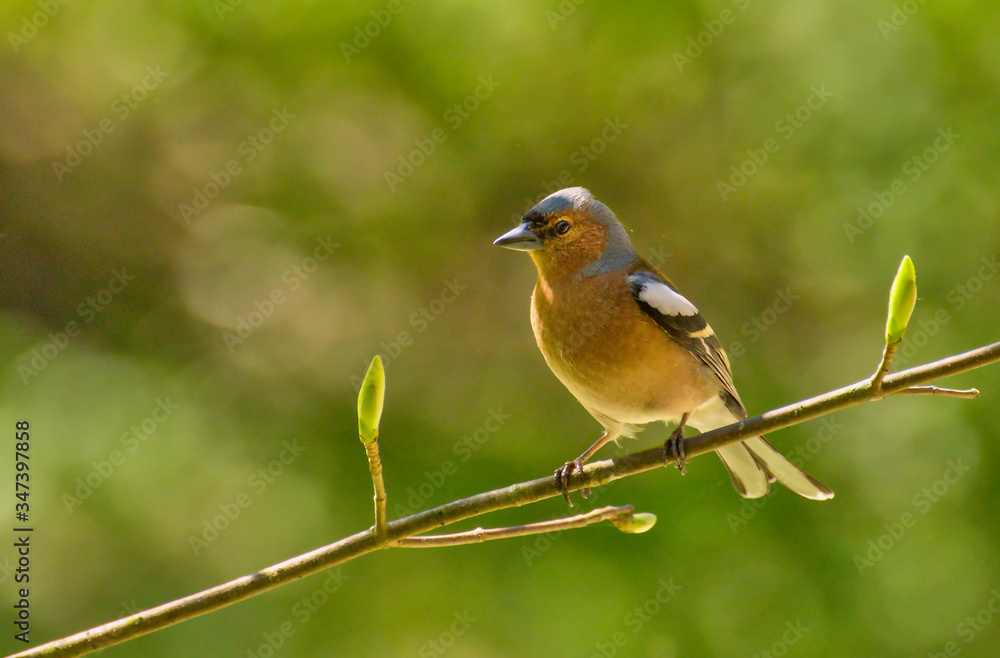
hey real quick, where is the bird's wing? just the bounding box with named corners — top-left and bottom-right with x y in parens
top-left (627, 267), bottom-right (746, 419)
top-left (628, 266), bottom-right (834, 501)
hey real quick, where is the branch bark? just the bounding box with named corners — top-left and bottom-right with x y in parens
top-left (13, 339), bottom-right (1000, 658)
top-left (364, 438), bottom-right (388, 537)
top-left (395, 505), bottom-right (641, 547)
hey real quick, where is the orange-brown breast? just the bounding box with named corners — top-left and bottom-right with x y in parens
top-left (530, 268), bottom-right (717, 426)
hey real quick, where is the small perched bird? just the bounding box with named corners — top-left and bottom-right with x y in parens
top-left (494, 187), bottom-right (833, 502)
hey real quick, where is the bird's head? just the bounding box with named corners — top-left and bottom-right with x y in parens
top-left (494, 187), bottom-right (635, 279)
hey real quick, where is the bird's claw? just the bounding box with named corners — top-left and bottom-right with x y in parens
top-left (554, 460), bottom-right (589, 507)
top-left (664, 427), bottom-right (687, 475)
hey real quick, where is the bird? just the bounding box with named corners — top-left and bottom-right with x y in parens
top-left (494, 187), bottom-right (833, 503)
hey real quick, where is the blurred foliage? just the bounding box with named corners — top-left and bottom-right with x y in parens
top-left (1, 0), bottom-right (999, 656)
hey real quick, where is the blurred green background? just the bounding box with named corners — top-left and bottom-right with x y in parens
top-left (2, 1), bottom-right (999, 656)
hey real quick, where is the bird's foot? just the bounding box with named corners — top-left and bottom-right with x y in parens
top-left (663, 426), bottom-right (687, 475)
top-left (554, 460), bottom-right (590, 507)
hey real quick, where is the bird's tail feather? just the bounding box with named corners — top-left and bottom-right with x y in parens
top-left (743, 436), bottom-right (834, 500)
top-left (716, 438), bottom-right (834, 501)
top-left (715, 442), bottom-right (769, 498)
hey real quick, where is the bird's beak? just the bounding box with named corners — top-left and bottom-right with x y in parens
top-left (493, 223), bottom-right (542, 251)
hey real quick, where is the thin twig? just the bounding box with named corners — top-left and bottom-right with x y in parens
top-left (677, 340), bottom-right (999, 459)
top-left (869, 341), bottom-right (898, 395)
top-left (396, 505), bottom-right (636, 547)
top-left (364, 439), bottom-right (388, 537)
top-left (894, 385), bottom-right (980, 399)
top-left (12, 339), bottom-right (1000, 658)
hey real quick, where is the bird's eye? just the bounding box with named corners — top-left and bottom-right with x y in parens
top-left (554, 220), bottom-right (571, 235)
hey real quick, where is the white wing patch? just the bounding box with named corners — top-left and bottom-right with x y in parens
top-left (631, 275), bottom-right (699, 316)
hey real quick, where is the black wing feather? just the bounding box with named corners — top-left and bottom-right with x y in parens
top-left (628, 269), bottom-right (746, 419)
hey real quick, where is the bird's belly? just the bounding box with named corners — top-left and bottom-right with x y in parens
top-left (533, 295), bottom-right (717, 426)
top-left (551, 355), bottom-right (710, 425)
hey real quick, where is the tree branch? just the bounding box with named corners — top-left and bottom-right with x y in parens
top-left (893, 385), bottom-right (979, 399)
top-left (395, 505), bottom-right (644, 547)
top-left (364, 438), bottom-right (388, 537)
top-left (869, 341), bottom-right (898, 395)
top-left (13, 339), bottom-right (1000, 658)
